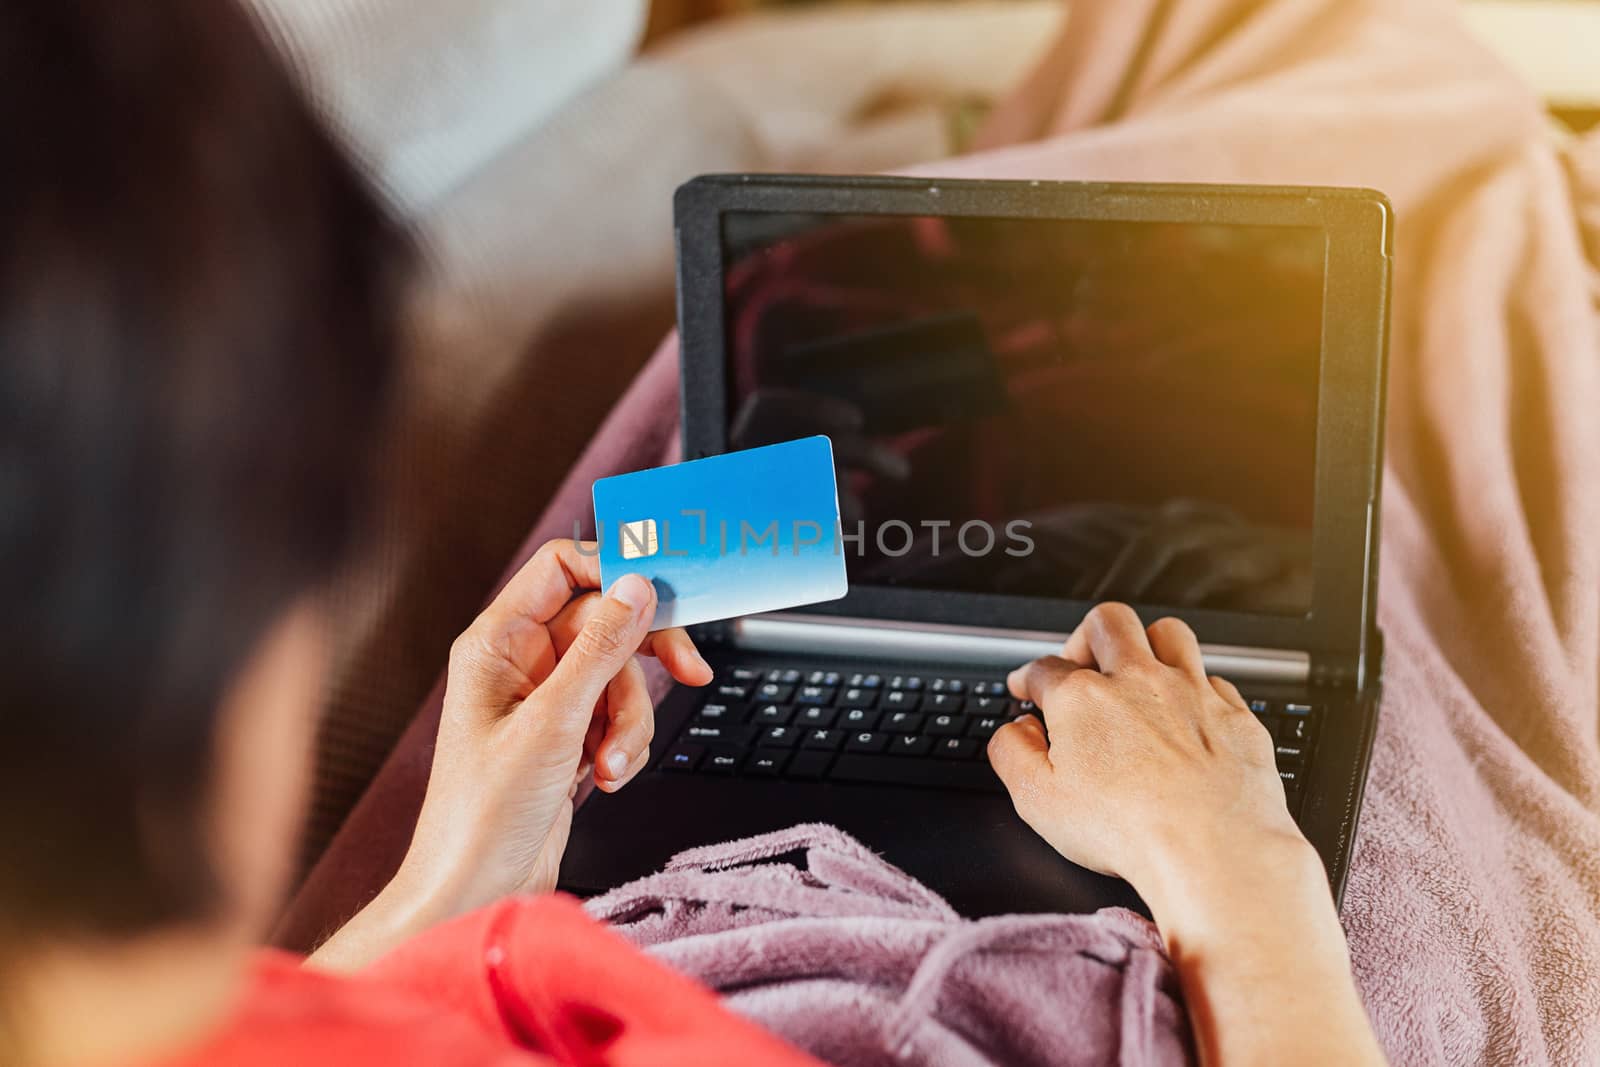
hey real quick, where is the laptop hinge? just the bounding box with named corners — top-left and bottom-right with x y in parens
top-left (723, 612), bottom-right (1311, 685)
top-left (1310, 651), bottom-right (1363, 691)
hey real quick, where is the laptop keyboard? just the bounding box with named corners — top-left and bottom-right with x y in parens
top-left (658, 665), bottom-right (1320, 812)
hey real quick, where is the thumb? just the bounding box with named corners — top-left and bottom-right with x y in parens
top-left (536, 574), bottom-right (657, 728)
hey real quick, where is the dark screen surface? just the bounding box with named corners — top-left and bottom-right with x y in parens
top-left (722, 211), bottom-right (1326, 616)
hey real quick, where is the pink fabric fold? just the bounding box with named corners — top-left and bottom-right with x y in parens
top-left (280, 2), bottom-right (1600, 1062)
top-left (585, 824), bottom-right (1192, 1067)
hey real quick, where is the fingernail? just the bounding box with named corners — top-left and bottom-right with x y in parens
top-left (608, 574), bottom-right (653, 616)
top-left (604, 749), bottom-right (629, 779)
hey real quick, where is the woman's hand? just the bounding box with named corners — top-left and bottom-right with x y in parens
top-left (990, 603), bottom-right (1386, 1067)
top-left (309, 540), bottom-right (712, 971)
top-left (989, 602), bottom-right (1303, 902)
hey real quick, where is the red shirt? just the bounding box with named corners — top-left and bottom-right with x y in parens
top-left (145, 894), bottom-right (819, 1067)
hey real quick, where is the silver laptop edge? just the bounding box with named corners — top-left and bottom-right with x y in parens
top-left (730, 612), bottom-right (1310, 684)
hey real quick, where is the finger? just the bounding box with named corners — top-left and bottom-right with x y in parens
top-left (988, 714), bottom-right (1052, 805)
top-left (551, 599), bottom-right (712, 687)
top-left (1145, 617), bottom-right (1206, 678)
top-left (1061, 602), bottom-right (1152, 674)
top-left (535, 574), bottom-right (656, 747)
top-left (595, 656), bottom-right (654, 785)
top-left (480, 539), bottom-right (603, 633)
top-left (581, 707), bottom-right (606, 767)
top-left (644, 627), bottom-right (714, 686)
top-left (1006, 654), bottom-right (1081, 704)
top-left (1209, 674), bottom-right (1249, 710)
top-left (595, 745), bottom-right (652, 794)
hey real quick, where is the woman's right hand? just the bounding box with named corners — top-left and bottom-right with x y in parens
top-left (990, 603), bottom-right (1387, 1066)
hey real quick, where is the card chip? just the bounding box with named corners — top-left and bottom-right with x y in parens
top-left (620, 519), bottom-right (659, 560)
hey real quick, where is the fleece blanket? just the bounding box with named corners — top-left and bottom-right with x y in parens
top-left (279, 0), bottom-right (1600, 1062)
top-left (585, 823), bottom-right (1191, 1066)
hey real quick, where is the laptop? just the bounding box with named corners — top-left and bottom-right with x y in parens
top-left (560, 174), bottom-right (1391, 916)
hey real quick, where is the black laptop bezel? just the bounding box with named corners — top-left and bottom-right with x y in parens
top-left (675, 174), bottom-right (1391, 662)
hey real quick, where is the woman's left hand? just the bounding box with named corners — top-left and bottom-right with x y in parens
top-left (309, 540), bottom-right (711, 969)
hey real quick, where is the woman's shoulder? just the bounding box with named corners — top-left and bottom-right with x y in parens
top-left (367, 894), bottom-right (821, 1066)
top-left (148, 941), bottom-right (540, 1067)
top-left (147, 895), bottom-right (817, 1067)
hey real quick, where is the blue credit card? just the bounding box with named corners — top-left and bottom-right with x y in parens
top-left (592, 436), bottom-right (849, 630)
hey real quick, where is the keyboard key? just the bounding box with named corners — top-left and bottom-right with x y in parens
top-left (797, 685), bottom-right (836, 706)
top-left (696, 703), bottom-right (738, 722)
top-left (802, 728), bottom-right (845, 752)
top-left (925, 693), bottom-right (965, 713)
top-left (845, 730), bottom-right (889, 754)
top-left (1007, 700), bottom-right (1036, 717)
top-left (730, 666), bottom-right (762, 681)
top-left (883, 690), bottom-right (921, 712)
top-left (1283, 702), bottom-right (1314, 715)
top-left (840, 687), bottom-right (878, 708)
top-left (745, 750), bottom-right (789, 776)
top-left (757, 682), bottom-right (794, 702)
top-left (795, 706), bottom-right (838, 728)
top-left (888, 734), bottom-right (934, 757)
top-left (758, 725), bottom-right (802, 749)
top-left (1281, 716), bottom-right (1313, 744)
top-left (881, 711), bottom-right (924, 734)
top-left (971, 681), bottom-right (1007, 697)
top-left (934, 737), bottom-right (979, 760)
top-left (787, 751), bottom-right (834, 780)
top-left (714, 683), bottom-right (750, 701)
top-left (926, 714), bottom-right (965, 737)
top-left (752, 703), bottom-right (792, 725)
top-left (1278, 766), bottom-right (1303, 794)
top-left (660, 744), bottom-right (704, 772)
top-left (703, 749), bottom-right (742, 775)
top-left (1274, 743), bottom-right (1307, 766)
top-left (929, 678), bottom-right (966, 694)
top-left (967, 695), bottom-right (1005, 714)
top-left (807, 670), bottom-right (842, 687)
top-left (767, 668), bottom-right (801, 684)
top-left (839, 707), bottom-right (881, 730)
top-left (887, 675), bottom-right (923, 691)
top-left (849, 673), bottom-right (883, 688)
top-left (829, 754), bottom-right (998, 791)
top-left (967, 716), bottom-right (1003, 739)
top-left (684, 724), bottom-right (753, 745)
top-left (1248, 699), bottom-right (1271, 714)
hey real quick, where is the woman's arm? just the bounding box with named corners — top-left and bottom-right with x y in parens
top-left (990, 603), bottom-right (1386, 1066)
top-left (308, 540), bottom-right (712, 972)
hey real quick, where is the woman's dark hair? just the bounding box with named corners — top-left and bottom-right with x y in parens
top-left (0, 1), bottom-right (406, 939)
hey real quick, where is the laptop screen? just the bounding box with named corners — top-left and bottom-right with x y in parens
top-left (720, 211), bottom-right (1326, 617)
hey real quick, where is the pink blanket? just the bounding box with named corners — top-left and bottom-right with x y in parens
top-left (586, 824), bottom-right (1191, 1066)
top-left (280, 0), bottom-right (1600, 1061)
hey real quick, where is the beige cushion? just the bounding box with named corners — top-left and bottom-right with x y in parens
top-left (652, 0), bottom-right (1065, 171)
top-left (248, 0), bottom-right (648, 212)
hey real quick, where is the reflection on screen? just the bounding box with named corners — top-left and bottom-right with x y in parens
top-left (721, 211), bottom-right (1324, 615)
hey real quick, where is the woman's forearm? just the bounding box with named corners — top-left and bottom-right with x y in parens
top-left (1140, 834), bottom-right (1387, 1067)
top-left (303, 865), bottom-right (456, 973)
